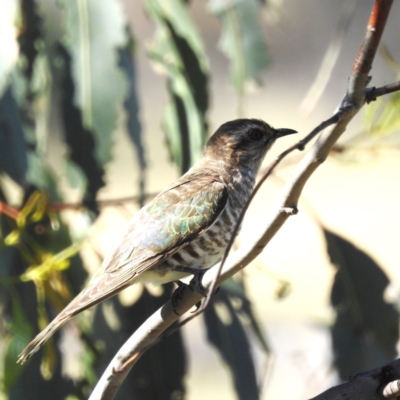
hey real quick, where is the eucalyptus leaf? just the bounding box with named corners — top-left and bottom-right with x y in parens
top-left (364, 92), bottom-right (400, 138)
top-left (119, 32), bottom-right (147, 206)
top-left (59, 45), bottom-right (105, 212)
top-left (326, 230), bottom-right (399, 380)
top-left (60, 0), bottom-right (128, 165)
top-left (18, 0), bottom-right (43, 80)
top-left (0, 87), bottom-right (28, 186)
top-left (204, 288), bottom-right (259, 400)
top-left (222, 278), bottom-right (270, 353)
top-left (3, 291), bottom-right (32, 391)
top-left (363, 46), bottom-right (400, 138)
top-left (145, 0), bottom-right (209, 173)
top-left (25, 152), bottom-right (59, 202)
top-left (209, 0), bottom-right (269, 94)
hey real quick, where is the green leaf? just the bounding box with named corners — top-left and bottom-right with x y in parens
top-left (209, 0), bottom-right (270, 95)
top-left (3, 290), bottom-right (32, 391)
top-left (0, 87), bottom-right (28, 186)
top-left (204, 288), bottom-right (259, 400)
top-left (18, 0), bottom-right (43, 80)
top-left (58, 45), bottom-right (105, 212)
top-left (0, 0), bottom-right (19, 98)
top-left (364, 92), bottom-right (400, 138)
top-left (325, 230), bottom-right (399, 380)
top-left (60, 0), bottom-right (129, 165)
top-left (119, 31), bottom-right (147, 206)
top-left (222, 277), bottom-right (270, 353)
top-left (145, 0), bottom-right (209, 173)
top-left (363, 46), bottom-right (400, 138)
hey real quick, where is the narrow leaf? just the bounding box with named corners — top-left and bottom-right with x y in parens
top-left (204, 288), bottom-right (259, 400)
top-left (209, 0), bottom-right (269, 95)
top-left (3, 290), bottom-right (32, 391)
top-left (119, 31), bottom-right (147, 206)
top-left (60, 0), bottom-right (128, 165)
top-left (58, 45), bottom-right (105, 212)
top-left (0, 87), bottom-right (28, 186)
top-left (222, 278), bottom-right (270, 353)
top-left (18, 0), bottom-right (43, 80)
top-left (145, 0), bottom-right (209, 173)
top-left (364, 92), bottom-right (400, 138)
top-left (363, 46), bottom-right (400, 138)
top-left (325, 230), bottom-right (399, 380)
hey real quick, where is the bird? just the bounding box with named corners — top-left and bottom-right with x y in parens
top-left (18, 118), bottom-right (297, 364)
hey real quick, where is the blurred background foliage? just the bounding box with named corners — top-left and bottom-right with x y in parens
top-left (0, 1), bottom-right (399, 399)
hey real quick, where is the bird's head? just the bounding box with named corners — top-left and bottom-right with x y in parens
top-left (204, 119), bottom-right (297, 175)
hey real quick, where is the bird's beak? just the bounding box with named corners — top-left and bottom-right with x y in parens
top-left (274, 128), bottom-right (298, 138)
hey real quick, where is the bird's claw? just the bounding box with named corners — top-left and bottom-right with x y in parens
top-left (172, 266), bottom-right (209, 297)
top-left (188, 269), bottom-right (208, 297)
top-left (191, 300), bottom-right (203, 312)
top-left (171, 281), bottom-right (187, 315)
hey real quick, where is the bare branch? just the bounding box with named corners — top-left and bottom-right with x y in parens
top-left (348, 0), bottom-right (393, 103)
top-left (309, 358), bottom-right (400, 399)
top-left (366, 80), bottom-right (400, 103)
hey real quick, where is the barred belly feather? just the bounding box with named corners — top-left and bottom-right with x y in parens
top-left (142, 169), bottom-right (254, 285)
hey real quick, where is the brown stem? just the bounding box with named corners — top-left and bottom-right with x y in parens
top-left (0, 201), bottom-right (20, 219)
top-left (348, 0), bottom-right (393, 104)
top-left (352, 0), bottom-right (393, 75)
top-left (366, 80), bottom-right (400, 103)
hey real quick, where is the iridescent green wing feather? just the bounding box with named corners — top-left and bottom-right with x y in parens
top-left (103, 173), bottom-right (228, 276)
top-left (63, 175), bottom-right (228, 313)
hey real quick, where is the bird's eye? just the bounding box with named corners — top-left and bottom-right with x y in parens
top-left (248, 128), bottom-right (263, 141)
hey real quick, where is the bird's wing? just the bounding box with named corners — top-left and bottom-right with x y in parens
top-left (17, 174), bottom-right (229, 364)
top-left (65, 174), bottom-right (228, 315)
top-left (105, 173), bottom-right (228, 275)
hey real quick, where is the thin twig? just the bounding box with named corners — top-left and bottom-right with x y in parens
top-left (310, 358), bottom-right (400, 399)
top-left (0, 201), bottom-right (20, 219)
top-left (48, 193), bottom-right (157, 212)
top-left (365, 80), bottom-right (400, 102)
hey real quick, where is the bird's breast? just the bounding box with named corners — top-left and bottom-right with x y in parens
top-left (152, 182), bottom-right (251, 279)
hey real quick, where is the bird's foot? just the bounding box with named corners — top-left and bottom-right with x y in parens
top-left (171, 281), bottom-right (187, 315)
top-left (188, 270), bottom-right (208, 297)
top-left (171, 281), bottom-right (203, 314)
top-left (172, 267), bottom-right (212, 313)
top-left (172, 266), bottom-right (209, 297)
top-left (192, 300), bottom-right (203, 312)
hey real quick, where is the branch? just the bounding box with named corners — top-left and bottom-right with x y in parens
top-left (366, 80), bottom-right (400, 103)
top-left (0, 201), bottom-right (20, 219)
top-left (309, 358), bottom-right (400, 400)
top-left (89, 1), bottom-right (395, 399)
top-left (347, 0), bottom-right (393, 104)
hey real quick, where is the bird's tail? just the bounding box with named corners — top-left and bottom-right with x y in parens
top-left (17, 280), bottom-right (128, 364)
top-left (17, 272), bottom-right (132, 364)
top-left (17, 312), bottom-right (72, 364)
